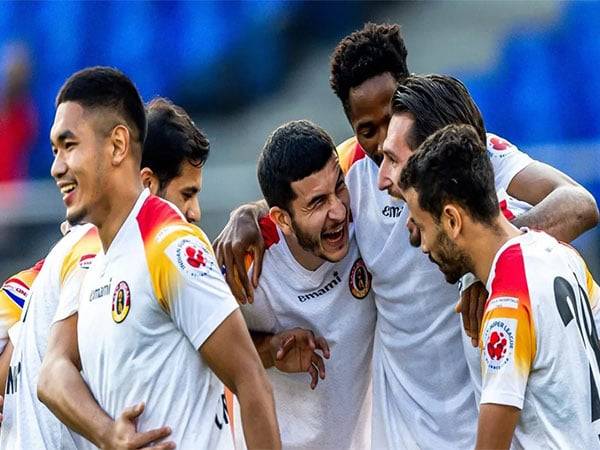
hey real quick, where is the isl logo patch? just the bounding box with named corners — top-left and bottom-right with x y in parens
top-left (165, 236), bottom-right (217, 282)
top-left (112, 281), bottom-right (131, 323)
top-left (482, 318), bottom-right (516, 371)
top-left (349, 258), bottom-right (372, 299)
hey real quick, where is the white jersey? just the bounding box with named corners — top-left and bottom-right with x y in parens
top-left (75, 190), bottom-right (238, 449)
top-left (460, 186), bottom-right (534, 400)
top-left (0, 224), bottom-right (99, 450)
top-left (337, 133), bottom-right (533, 449)
top-left (481, 230), bottom-right (600, 448)
top-left (240, 219), bottom-right (376, 450)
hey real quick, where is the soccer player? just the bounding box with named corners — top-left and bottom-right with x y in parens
top-left (215, 24), bottom-right (599, 449)
top-left (0, 97), bottom-right (208, 420)
top-left (0, 93), bottom-right (252, 448)
top-left (37, 67), bottom-right (280, 449)
top-left (140, 97), bottom-right (205, 224)
top-left (240, 120), bottom-right (375, 449)
top-left (399, 123), bottom-right (600, 449)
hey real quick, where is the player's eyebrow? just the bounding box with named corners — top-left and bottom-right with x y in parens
top-left (51, 130), bottom-right (76, 146)
top-left (355, 120), bottom-right (373, 131)
top-left (182, 186), bottom-right (200, 195)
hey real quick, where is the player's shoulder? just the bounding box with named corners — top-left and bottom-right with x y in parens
top-left (136, 195), bottom-right (216, 275)
top-left (337, 136), bottom-right (367, 175)
top-left (485, 132), bottom-right (522, 158)
top-left (0, 259), bottom-right (44, 309)
top-left (59, 224), bottom-right (100, 285)
top-left (489, 239), bottom-right (530, 301)
top-left (135, 193), bottom-right (206, 248)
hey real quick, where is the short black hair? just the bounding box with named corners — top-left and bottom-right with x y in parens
top-left (258, 120), bottom-right (336, 212)
top-left (400, 124), bottom-right (498, 224)
top-left (56, 66), bottom-right (147, 145)
top-left (330, 23), bottom-right (409, 114)
top-left (142, 97), bottom-right (209, 189)
top-left (392, 74), bottom-right (486, 150)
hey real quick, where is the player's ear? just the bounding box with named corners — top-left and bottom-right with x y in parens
top-left (442, 204), bottom-right (462, 239)
top-left (270, 207), bottom-right (292, 235)
top-left (140, 167), bottom-right (160, 195)
top-left (110, 124), bottom-right (130, 166)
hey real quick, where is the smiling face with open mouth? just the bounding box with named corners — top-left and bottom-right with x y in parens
top-left (50, 101), bottom-right (111, 227)
top-left (287, 156), bottom-right (351, 264)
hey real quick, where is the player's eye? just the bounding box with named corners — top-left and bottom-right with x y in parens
top-left (361, 128), bottom-right (375, 139)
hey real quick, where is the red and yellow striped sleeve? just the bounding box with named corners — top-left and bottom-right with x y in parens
top-left (0, 259), bottom-right (44, 349)
top-left (59, 226), bottom-right (100, 287)
top-left (137, 194), bottom-right (238, 350)
top-left (337, 136), bottom-right (366, 175)
top-left (480, 243), bottom-right (536, 409)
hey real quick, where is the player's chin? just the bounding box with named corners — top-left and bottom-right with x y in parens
top-left (66, 206), bottom-right (89, 227)
top-left (320, 240), bottom-right (349, 263)
top-left (442, 268), bottom-right (464, 285)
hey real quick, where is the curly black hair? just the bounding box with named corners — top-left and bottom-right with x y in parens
top-left (329, 23), bottom-right (409, 114)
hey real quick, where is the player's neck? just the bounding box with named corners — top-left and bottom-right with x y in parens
top-left (470, 216), bottom-right (522, 286)
top-left (283, 233), bottom-right (324, 271)
top-left (96, 180), bottom-right (144, 252)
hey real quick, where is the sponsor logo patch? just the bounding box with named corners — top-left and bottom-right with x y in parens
top-left (349, 258), bottom-right (371, 299)
top-left (1, 278), bottom-right (29, 307)
top-left (78, 254), bottom-right (96, 270)
top-left (483, 318), bottom-right (516, 371)
top-left (298, 272), bottom-right (341, 303)
top-left (165, 236), bottom-right (217, 282)
top-left (487, 296), bottom-right (519, 311)
top-left (112, 281), bottom-right (131, 323)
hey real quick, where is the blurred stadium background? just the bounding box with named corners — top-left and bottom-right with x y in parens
top-left (1, 1), bottom-right (599, 281)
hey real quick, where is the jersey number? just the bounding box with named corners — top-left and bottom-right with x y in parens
top-left (554, 275), bottom-right (600, 429)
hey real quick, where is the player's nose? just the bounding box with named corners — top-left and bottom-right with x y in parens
top-left (50, 152), bottom-right (67, 181)
top-left (377, 161), bottom-right (391, 192)
top-left (186, 199), bottom-right (201, 224)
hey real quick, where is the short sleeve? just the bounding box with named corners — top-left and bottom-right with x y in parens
top-left (52, 265), bottom-right (91, 323)
top-left (0, 279), bottom-right (27, 344)
top-left (486, 133), bottom-right (534, 191)
top-left (160, 232), bottom-right (239, 350)
top-left (480, 247), bottom-right (537, 409)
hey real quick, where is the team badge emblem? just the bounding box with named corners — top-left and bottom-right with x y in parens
top-left (349, 258), bottom-right (371, 299)
top-left (112, 281), bottom-right (131, 323)
top-left (482, 318), bottom-right (516, 371)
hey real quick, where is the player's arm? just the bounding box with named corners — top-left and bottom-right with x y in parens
top-left (475, 403), bottom-right (520, 449)
top-left (507, 161), bottom-right (599, 242)
top-left (38, 315), bottom-right (175, 450)
top-left (213, 200), bottom-right (269, 304)
top-left (251, 329), bottom-right (330, 389)
top-left (200, 310), bottom-right (281, 450)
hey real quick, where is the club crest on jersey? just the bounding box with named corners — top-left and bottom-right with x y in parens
top-left (349, 258), bottom-right (371, 299)
top-left (482, 318), bottom-right (516, 371)
top-left (112, 281), bottom-right (131, 323)
top-left (165, 236), bottom-right (216, 282)
top-left (78, 254), bottom-right (96, 270)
